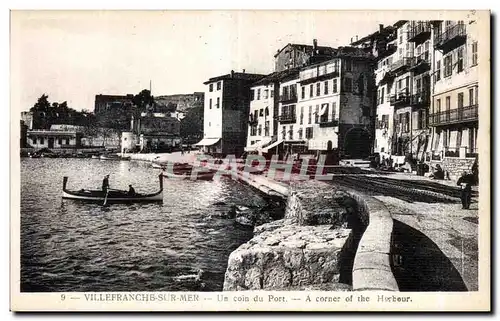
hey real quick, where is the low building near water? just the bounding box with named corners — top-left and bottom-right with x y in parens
top-left (27, 125), bottom-right (84, 149)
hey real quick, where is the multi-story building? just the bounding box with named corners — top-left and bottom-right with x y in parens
top-left (27, 125), bottom-right (84, 149)
top-left (198, 70), bottom-right (265, 156)
top-left (94, 94), bottom-right (135, 115)
top-left (428, 20), bottom-right (479, 179)
top-left (273, 40), bottom-right (336, 72)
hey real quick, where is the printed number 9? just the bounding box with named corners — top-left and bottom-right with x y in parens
top-left (61, 294), bottom-right (65, 301)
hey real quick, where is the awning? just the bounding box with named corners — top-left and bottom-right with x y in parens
top-left (194, 137), bottom-right (221, 146)
top-left (244, 137), bottom-right (272, 151)
top-left (261, 139), bottom-right (283, 153)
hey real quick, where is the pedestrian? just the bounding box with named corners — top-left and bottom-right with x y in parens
top-left (127, 184), bottom-right (136, 196)
top-left (457, 171), bottom-right (472, 209)
top-left (102, 174), bottom-right (110, 192)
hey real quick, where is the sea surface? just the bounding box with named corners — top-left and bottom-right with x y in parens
top-left (20, 158), bottom-right (265, 292)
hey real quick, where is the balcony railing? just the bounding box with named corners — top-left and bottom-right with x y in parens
top-left (318, 119), bottom-right (339, 128)
top-left (299, 68), bottom-right (340, 85)
top-left (389, 92), bottom-right (411, 106)
top-left (279, 92), bottom-right (298, 103)
top-left (408, 21), bottom-right (431, 44)
top-left (277, 114), bottom-right (297, 124)
top-left (410, 91), bottom-right (430, 106)
top-left (409, 51), bottom-right (431, 74)
top-left (434, 23), bottom-right (466, 52)
top-left (390, 57), bottom-right (413, 74)
top-left (428, 104), bottom-right (478, 126)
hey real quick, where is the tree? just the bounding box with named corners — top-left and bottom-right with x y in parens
top-left (133, 89), bottom-right (155, 111)
top-left (180, 106), bottom-right (204, 143)
top-left (30, 94), bottom-right (51, 112)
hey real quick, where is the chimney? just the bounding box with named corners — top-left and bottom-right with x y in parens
top-left (379, 24), bottom-right (384, 32)
top-left (242, 69), bottom-right (245, 73)
top-left (356, 35), bottom-right (359, 41)
top-left (313, 39), bottom-right (318, 50)
top-left (231, 70), bottom-right (234, 77)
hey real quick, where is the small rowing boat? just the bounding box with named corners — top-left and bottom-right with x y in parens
top-left (161, 163), bottom-right (217, 181)
top-left (62, 175), bottom-right (163, 203)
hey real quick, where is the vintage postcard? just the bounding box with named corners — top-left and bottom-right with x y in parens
top-left (10, 9), bottom-right (491, 312)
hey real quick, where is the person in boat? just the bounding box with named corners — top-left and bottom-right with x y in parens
top-left (102, 175), bottom-right (110, 192)
top-left (128, 184), bottom-right (136, 196)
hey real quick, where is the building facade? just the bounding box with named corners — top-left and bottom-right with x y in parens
top-left (274, 40), bottom-right (336, 72)
top-left (198, 71), bottom-right (265, 156)
top-left (428, 20), bottom-right (479, 179)
top-left (245, 80), bottom-right (276, 153)
top-left (27, 126), bottom-right (83, 149)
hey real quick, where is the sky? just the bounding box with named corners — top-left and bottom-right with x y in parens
top-left (10, 10), bottom-right (398, 112)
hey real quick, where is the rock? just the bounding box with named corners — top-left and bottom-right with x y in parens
top-left (235, 215), bottom-right (254, 227)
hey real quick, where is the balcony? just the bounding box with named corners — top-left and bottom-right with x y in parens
top-left (279, 92), bottom-right (298, 103)
top-left (379, 70), bottom-right (395, 85)
top-left (390, 57), bottom-right (413, 74)
top-left (428, 105), bottom-right (478, 126)
top-left (410, 91), bottom-right (430, 107)
top-left (377, 43), bottom-right (397, 60)
top-left (408, 21), bottom-right (431, 44)
top-left (409, 51), bottom-right (430, 74)
top-left (318, 119), bottom-right (339, 128)
top-left (434, 23), bottom-right (467, 52)
top-left (277, 114), bottom-right (297, 124)
top-left (389, 92), bottom-right (411, 107)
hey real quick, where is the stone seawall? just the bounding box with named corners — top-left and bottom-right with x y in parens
top-left (430, 157), bottom-right (477, 181)
top-left (223, 175), bottom-right (398, 292)
top-left (224, 180), bottom-right (359, 291)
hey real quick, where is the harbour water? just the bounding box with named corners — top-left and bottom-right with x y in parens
top-left (20, 158), bottom-right (267, 292)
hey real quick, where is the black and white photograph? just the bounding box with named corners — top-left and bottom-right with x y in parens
top-left (9, 9), bottom-right (490, 312)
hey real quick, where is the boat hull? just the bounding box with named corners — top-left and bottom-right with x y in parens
top-left (62, 190), bottom-right (163, 203)
top-left (162, 170), bottom-right (217, 181)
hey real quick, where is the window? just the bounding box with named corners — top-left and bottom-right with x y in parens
top-left (289, 125), bottom-right (293, 140)
top-left (265, 121), bottom-right (270, 136)
top-left (345, 60), bottom-right (352, 72)
top-left (316, 83), bottom-right (321, 96)
top-left (381, 87), bottom-right (385, 104)
top-left (300, 106), bottom-right (304, 125)
top-left (472, 42), bottom-right (478, 66)
top-left (444, 55), bottom-right (452, 77)
top-left (333, 79), bottom-right (338, 93)
top-left (250, 90), bottom-right (255, 100)
top-left (309, 84), bottom-right (314, 98)
top-left (258, 125), bottom-right (262, 136)
top-left (435, 61), bottom-right (441, 82)
top-left (469, 88), bottom-right (474, 106)
top-left (308, 106), bottom-right (312, 124)
top-left (265, 107), bottom-right (269, 116)
top-left (320, 104), bottom-right (329, 123)
top-left (216, 97), bottom-right (220, 108)
top-left (209, 98), bottom-right (212, 109)
top-left (32, 138), bottom-right (36, 144)
top-left (457, 47), bottom-right (464, 73)
top-left (343, 78), bottom-right (353, 92)
top-left (257, 89), bottom-right (261, 100)
top-left (270, 90), bottom-right (274, 98)
top-left (315, 105), bottom-right (319, 123)
top-left (458, 92), bottom-right (464, 109)
top-left (264, 90), bottom-right (269, 99)
top-left (40, 138), bottom-right (44, 144)
top-left (436, 99), bottom-right (441, 113)
top-left (282, 126), bottom-right (286, 140)
top-left (324, 81), bottom-right (329, 95)
top-left (399, 34), bottom-right (403, 44)
top-left (58, 138), bottom-right (62, 145)
top-left (259, 109), bottom-right (264, 117)
top-left (332, 102), bottom-right (336, 120)
top-left (209, 84), bottom-right (213, 92)
top-left (298, 128), bottom-right (303, 140)
top-left (301, 86), bottom-right (305, 99)
top-left (66, 138), bottom-right (70, 145)
top-left (217, 82), bottom-right (221, 90)
top-left (305, 127), bottom-right (313, 139)
top-left (418, 109), bottom-right (426, 129)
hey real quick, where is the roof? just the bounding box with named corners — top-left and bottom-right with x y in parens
top-left (393, 20), bottom-right (408, 28)
top-left (273, 43), bottom-right (336, 58)
top-left (350, 25), bottom-right (397, 46)
top-left (203, 72), bottom-right (266, 85)
top-left (252, 67), bottom-right (301, 86)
